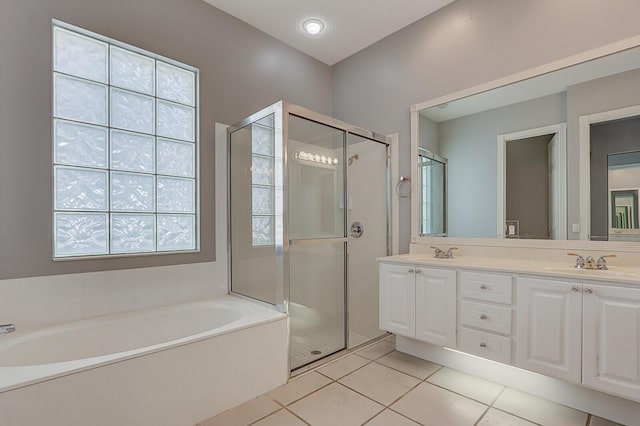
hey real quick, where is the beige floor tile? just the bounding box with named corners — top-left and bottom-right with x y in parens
top-left (289, 382), bottom-right (384, 426)
top-left (339, 362), bottom-right (420, 406)
top-left (390, 382), bottom-right (488, 426)
top-left (317, 353), bottom-right (370, 380)
top-left (376, 351), bottom-right (441, 379)
top-left (477, 408), bottom-right (537, 426)
top-left (366, 409), bottom-right (420, 425)
top-left (201, 395), bottom-right (280, 426)
top-left (252, 409), bottom-right (307, 426)
top-left (589, 416), bottom-right (624, 426)
top-left (357, 340), bottom-right (396, 360)
top-left (426, 367), bottom-right (504, 405)
top-left (493, 388), bottom-right (588, 426)
top-left (269, 371), bottom-right (332, 406)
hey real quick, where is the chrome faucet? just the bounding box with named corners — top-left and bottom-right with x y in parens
top-left (567, 252), bottom-right (586, 268)
top-left (596, 255), bottom-right (617, 270)
top-left (431, 246), bottom-right (458, 259)
top-left (0, 324), bottom-right (15, 334)
top-left (584, 256), bottom-right (598, 270)
top-left (567, 253), bottom-right (616, 270)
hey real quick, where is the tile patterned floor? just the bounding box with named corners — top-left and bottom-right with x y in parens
top-left (199, 336), bottom-right (624, 426)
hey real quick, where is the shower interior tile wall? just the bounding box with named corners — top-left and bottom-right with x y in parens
top-left (0, 262), bottom-right (228, 331)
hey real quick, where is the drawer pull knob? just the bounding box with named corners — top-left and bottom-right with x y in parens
top-left (480, 314), bottom-right (488, 320)
top-left (408, 268), bottom-right (414, 273)
top-left (480, 285), bottom-right (488, 290)
top-left (585, 287), bottom-right (593, 294)
top-left (479, 342), bottom-right (487, 348)
top-left (571, 286), bottom-right (579, 292)
top-left (415, 269), bottom-right (422, 274)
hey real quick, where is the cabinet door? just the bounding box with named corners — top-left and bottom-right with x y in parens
top-left (379, 263), bottom-right (415, 337)
top-left (415, 267), bottom-right (456, 347)
top-left (516, 277), bottom-right (582, 383)
top-left (583, 284), bottom-right (640, 401)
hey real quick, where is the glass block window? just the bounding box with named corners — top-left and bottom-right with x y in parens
top-left (251, 121), bottom-right (275, 246)
top-left (52, 21), bottom-right (199, 258)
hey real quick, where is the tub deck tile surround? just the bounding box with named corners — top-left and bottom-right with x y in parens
top-left (200, 335), bottom-right (619, 426)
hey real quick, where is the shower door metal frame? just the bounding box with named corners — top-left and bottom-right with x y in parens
top-left (227, 101), bottom-right (391, 372)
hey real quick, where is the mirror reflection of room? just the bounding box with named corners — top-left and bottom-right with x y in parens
top-left (505, 134), bottom-right (557, 240)
top-left (590, 116), bottom-right (640, 241)
top-left (416, 44), bottom-right (640, 242)
top-left (418, 148), bottom-right (447, 237)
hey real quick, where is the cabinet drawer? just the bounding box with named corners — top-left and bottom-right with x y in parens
top-left (460, 300), bottom-right (511, 334)
top-left (458, 327), bottom-right (511, 364)
top-left (460, 271), bottom-right (512, 304)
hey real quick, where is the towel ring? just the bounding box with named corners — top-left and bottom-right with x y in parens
top-left (396, 176), bottom-right (411, 198)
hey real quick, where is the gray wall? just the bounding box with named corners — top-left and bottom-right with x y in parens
top-left (332, 0), bottom-right (640, 251)
top-left (590, 117), bottom-right (640, 239)
top-left (506, 135), bottom-right (552, 239)
top-left (438, 93), bottom-right (566, 237)
top-left (0, 0), bottom-right (332, 279)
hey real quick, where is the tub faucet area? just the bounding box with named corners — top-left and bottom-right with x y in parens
top-left (0, 324), bottom-right (15, 334)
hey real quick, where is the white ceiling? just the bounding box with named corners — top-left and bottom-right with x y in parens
top-left (203, 0), bottom-right (456, 65)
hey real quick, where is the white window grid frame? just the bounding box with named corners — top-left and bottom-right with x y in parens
top-left (51, 19), bottom-right (201, 260)
top-left (251, 121), bottom-right (276, 247)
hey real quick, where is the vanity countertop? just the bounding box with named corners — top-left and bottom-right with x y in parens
top-left (378, 254), bottom-right (640, 285)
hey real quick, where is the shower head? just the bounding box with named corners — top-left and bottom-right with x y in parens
top-left (348, 153), bottom-right (359, 165)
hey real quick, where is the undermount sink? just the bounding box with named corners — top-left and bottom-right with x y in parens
top-left (543, 266), bottom-right (640, 280)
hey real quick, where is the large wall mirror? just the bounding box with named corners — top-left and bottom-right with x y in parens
top-left (411, 36), bottom-right (640, 245)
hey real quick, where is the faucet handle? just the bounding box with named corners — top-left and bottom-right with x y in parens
top-left (597, 254), bottom-right (617, 270)
top-left (599, 254), bottom-right (617, 259)
top-left (445, 247), bottom-right (458, 259)
top-left (567, 252), bottom-right (585, 268)
top-left (430, 246), bottom-right (444, 258)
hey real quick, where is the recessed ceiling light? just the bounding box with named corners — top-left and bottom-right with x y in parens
top-left (303, 18), bottom-right (325, 35)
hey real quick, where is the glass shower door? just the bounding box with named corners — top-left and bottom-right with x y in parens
top-left (229, 112), bottom-right (283, 306)
top-left (418, 148), bottom-right (447, 236)
top-left (288, 114), bottom-right (346, 370)
top-left (347, 134), bottom-right (389, 348)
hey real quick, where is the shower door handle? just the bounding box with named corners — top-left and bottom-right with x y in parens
top-left (350, 222), bottom-right (364, 238)
top-left (289, 237), bottom-right (348, 247)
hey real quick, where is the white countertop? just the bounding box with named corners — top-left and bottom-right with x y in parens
top-left (378, 254), bottom-right (640, 285)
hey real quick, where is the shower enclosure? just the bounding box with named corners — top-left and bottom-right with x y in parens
top-left (228, 101), bottom-right (390, 370)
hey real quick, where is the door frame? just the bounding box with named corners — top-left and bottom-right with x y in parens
top-left (497, 123), bottom-right (567, 239)
top-left (579, 104), bottom-right (640, 240)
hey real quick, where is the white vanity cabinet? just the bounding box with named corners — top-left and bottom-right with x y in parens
top-left (583, 284), bottom-right (640, 401)
top-left (516, 277), bottom-right (582, 383)
top-left (380, 256), bottom-right (640, 404)
top-left (458, 271), bottom-right (513, 364)
top-left (379, 263), bottom-right (456, 347)
top-left (379, 263), bottom-right (415, 337)
top-left (516, 277), bottom-right (640, 401)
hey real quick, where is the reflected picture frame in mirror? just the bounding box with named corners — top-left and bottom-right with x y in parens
top-left (410, 34), bottom-right (640, 251)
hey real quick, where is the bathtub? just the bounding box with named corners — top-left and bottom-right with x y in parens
top-left (0, 295), bottom-right (288, 426)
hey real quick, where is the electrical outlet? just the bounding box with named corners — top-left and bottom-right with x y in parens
top-left (572, 223), bottom-right (580, 233)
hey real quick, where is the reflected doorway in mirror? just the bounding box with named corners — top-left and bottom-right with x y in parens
top-left (497, 123), bottom-right (567, 240)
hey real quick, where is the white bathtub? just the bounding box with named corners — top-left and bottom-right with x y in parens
top-left (0, 295), bottom-right (288, 426)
